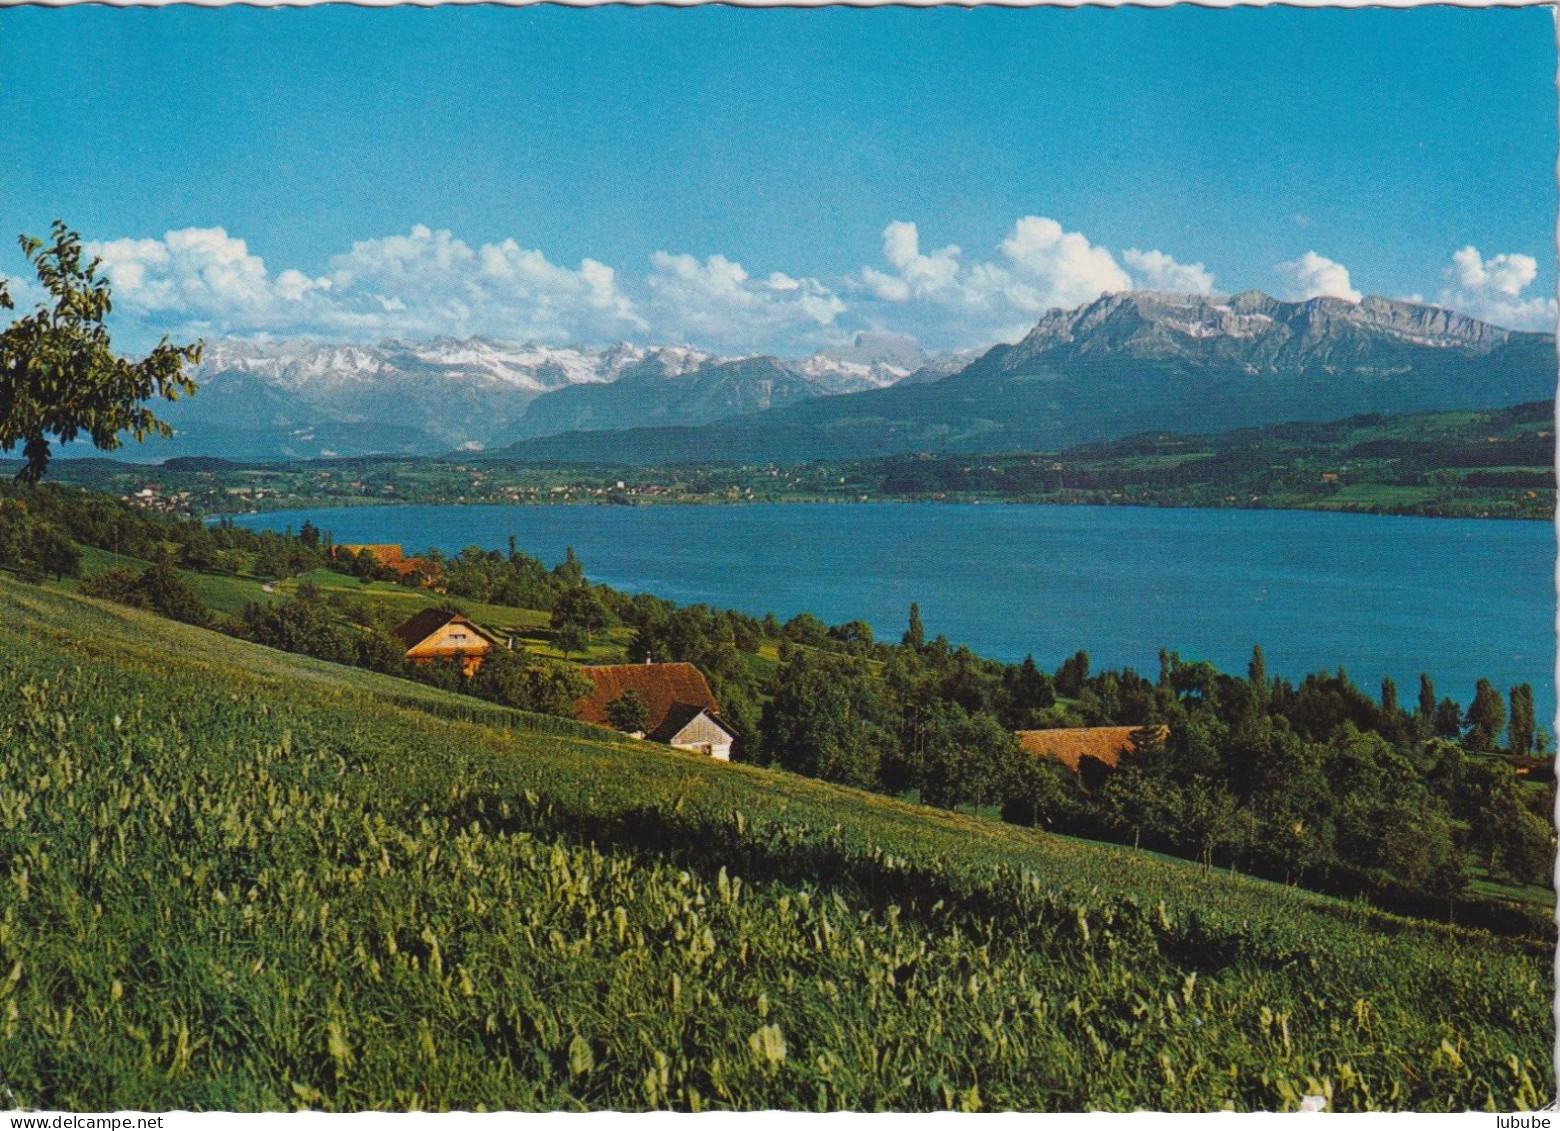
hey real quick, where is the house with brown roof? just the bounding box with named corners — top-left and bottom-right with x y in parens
top-left (576, 662), bottom-right (736, 760)
top-left (1015, 725), bottom-right (1168, 774)
top-left (393, 609), bottom-right (499, 676)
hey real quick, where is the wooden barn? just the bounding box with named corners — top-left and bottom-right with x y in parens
top-left (393, 609), bottom-right (499, 676)
top-left (1015, 725), bottom-right (1169, 774)
top-left (576, 662), bottom-right (736, 760)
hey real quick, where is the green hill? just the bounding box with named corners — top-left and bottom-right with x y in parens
top-left (0, 575), bottom-right (1550, 1111)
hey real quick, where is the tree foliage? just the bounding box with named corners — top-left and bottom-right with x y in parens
top-left (80, 554), bottom-right (209, 627)
top-left (761, 645), bottom-right (891, 788)
top-left (0, 223), bottom-right (202, 483)
top-left (913, 708), bottom-right (1020, 810)
top-left (0, 499), bottom-right (80, 580)
top-left (605, 689), bottom-right (651, 734)
top-left (1508, 683), bottom-right (1536, 756)
top-left (469, 647), bottom-right (592, 717)
top-left (551, 585), bottom-right (611, 657)
top-left (1464, 678), bottom-right (1507, 751)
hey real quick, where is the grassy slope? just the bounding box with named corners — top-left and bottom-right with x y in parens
top-left (62, 555), bottom-right (596, 655)
top-left (280, 571), bottom-right (620, 661)
top-left (65, 545), bottom-right (281, 617)
top-left (0, 576), bottom-right (1551, 1112)
top-left (287, 569), bottom-right (548, 631)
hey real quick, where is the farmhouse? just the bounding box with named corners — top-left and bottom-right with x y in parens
top-left (1015, 725), bottom-right (1169, 774)
top-left (576, 662), bottom-right (736, 760)
top-left (393, 609), bottom-right (499, 676)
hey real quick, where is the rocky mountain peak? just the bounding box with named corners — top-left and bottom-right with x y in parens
top-left (1004, 290), bottom-right (1533, 375)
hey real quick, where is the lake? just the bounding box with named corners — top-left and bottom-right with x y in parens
top-left (232, 502), bottom-right (1557, 724)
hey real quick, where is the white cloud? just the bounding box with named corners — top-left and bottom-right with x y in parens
top-left (87, 225), bottom-right (646, 345)
top-left (70, 218), bottom-right (1545, 356)
top-left (854, 217), bottom-right (1142, 345)
top-left (1439, 246), bottom-right (1554, 331)
top-left (1274, 251), bottom-right (1361, 303)
top-left (78, 224), bottom-right (846, 352)
top-left (644, 251), bottom-right (844, 350)
top-left (1122, 248), bottom-right (1215, 295)
top-left (1450, 246), bottom-right (1536, 296)
top-left (92, 228), bottom-right (324, 326)
top-left (998, 217), bottom-right (1132, 311)
top-left (852, 217), bottom-right (1218, 346)
top-left (860, 220), bottom-right (965, 304)
top-left (328, 226), bottom-right (645, 341)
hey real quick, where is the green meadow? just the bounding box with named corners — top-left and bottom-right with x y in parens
top-left (0, 575), bottom-right (1550, 1112)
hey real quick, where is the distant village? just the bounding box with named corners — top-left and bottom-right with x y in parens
top-left (101, 461), bottom-right (816, 519)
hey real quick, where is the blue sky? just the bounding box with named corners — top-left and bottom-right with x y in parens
top-left (0, 5), bottom-right (1553, 354)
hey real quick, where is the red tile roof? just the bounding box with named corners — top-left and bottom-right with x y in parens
top-left (337, 544), bottom-right (405, 565)
top-left (337, 544), bottom-right (440, 581)
top-left (1015, 725), bottom-right (1168, 773)
top-left (576, 663), bottom-right (723, 735)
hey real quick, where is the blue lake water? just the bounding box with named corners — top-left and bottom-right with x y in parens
top-left (232, 503), bottom-right (1557, 725)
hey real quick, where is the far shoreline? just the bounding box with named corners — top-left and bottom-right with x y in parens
top-left (204, 491), bottom-right (1553, 527)
top-left (34, 399), bottom-right (1558, 527)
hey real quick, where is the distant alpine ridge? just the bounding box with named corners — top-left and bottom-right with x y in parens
top-left (1008, 291), bottom-right (1523, 371)
top-left (490, 333), bottom-right (967, 448)
top-left (118, 291), bottom-right (1553, 464)
top-left (136, 332), bottom-right (953, 461)
top-left (484, 292), bottom-right (1557, 465)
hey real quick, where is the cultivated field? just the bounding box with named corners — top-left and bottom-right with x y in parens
top-left (0, 576), bottom-right (1551, 1111)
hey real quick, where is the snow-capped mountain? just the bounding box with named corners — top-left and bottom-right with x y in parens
top-left (495, 332), bottom-right (975, 444)
top-left (193, 337), bottom-right (714, 396)
top-left (138, 334), bottom-right (940, 461)
top-left (486, 291), bottom-right (1556, 465)
top-left (794, 332), bottom-right (934, 393)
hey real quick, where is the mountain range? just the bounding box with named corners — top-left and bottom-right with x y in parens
top-left (490, 333), bottom-right (964, 447)
top-left (126, 333), bottom-right (951, 462)
top-left (103, 291), bottom-right (1554, 465)
top-left (482, 292), bottom-right (1556, 465)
